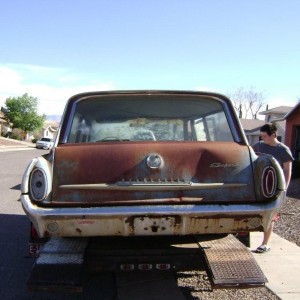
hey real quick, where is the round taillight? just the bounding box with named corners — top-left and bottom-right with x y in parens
top-left (261, 166), bottom-right (277, 198)
top-left (30, 168), bottom-right (47, 201)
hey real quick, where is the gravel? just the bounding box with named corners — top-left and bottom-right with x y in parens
top-left (175, 178), bottom-right (300, 299)
top-left (176, 270), bottom-right (279, 299)
top-left (274, 178), bottom-right (300, 247)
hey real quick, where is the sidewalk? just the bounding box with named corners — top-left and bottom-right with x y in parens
top-left (251, 232), bottom-right (300, 300)
top-left (0, 137), bottom-right (36, 152)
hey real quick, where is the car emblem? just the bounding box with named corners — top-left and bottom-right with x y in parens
top-left (146, 153), bottom-right (163, 169)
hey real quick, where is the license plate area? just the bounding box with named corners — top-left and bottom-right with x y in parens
top-left (132, 216), bottom-right (180, 235)
top-left (29, 242), bottom-right (44, 257)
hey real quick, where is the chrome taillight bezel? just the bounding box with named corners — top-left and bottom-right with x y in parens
top-left (29, 168), bottom-right (48, 201)
top-left (261, 166), bottom-right (277, 198)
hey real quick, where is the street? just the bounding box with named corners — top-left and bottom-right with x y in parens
top-left (0, 149), bottom-right (117, 300)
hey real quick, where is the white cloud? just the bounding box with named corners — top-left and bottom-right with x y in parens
top-left (0, 64), bottom-right (115, 115)
top-left (0, 66), bottom-right (24, 94)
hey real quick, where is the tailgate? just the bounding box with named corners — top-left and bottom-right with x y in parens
top-left (51, 142), bottom-right (255, 205)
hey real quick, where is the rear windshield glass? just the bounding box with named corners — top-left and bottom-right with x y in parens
top-left (40, 138), bottom-right (52, 142)
top-left (67, 95), bottom-right (233, 143)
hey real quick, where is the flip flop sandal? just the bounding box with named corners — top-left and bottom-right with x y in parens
top-left (256, 245), bottom-right (270, 253)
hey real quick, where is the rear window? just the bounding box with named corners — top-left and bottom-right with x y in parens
top-left (67, 95), bottom-right (233, 143)
top-left (40, 138), bottom-right (52, 142)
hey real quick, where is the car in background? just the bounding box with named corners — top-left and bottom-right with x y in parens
top-left (35, 137), bottom-right (54, 150)
top-left (21, 90), bottom-right (286, 241)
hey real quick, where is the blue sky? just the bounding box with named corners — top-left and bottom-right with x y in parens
top-left (0, 0), bottom-right (299, 115)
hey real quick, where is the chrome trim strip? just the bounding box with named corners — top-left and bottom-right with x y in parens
top-left (59, 182), bottom-right (247, 191)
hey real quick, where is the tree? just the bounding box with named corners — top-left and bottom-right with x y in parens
top-left (2, 93), bottom-right (45, 138)
top-left (226, 87), bottom-right (266, 119)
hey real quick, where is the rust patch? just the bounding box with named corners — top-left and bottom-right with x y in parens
top-left (189, 215), bottom-right (262, 233)
top-left (51, 142), bottom-right (255, 206)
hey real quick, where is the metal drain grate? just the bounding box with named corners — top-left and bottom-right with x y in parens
top-left (198, 234), bottom-right (267, 287)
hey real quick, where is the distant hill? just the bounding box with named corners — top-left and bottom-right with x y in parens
top-left (46, 115), bottom-right (62, 122)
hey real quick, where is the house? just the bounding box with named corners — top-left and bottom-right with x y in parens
top-left (280, 102), bottom-right (300, 160)
top-left (240, 106), bottom-right (294, 146)
top-left (39, 121), bottom-right (60, 140)
top-left (0, 111), bottom-right (11, 136)
top-left (25, 120), bottom-right (59, 141)
top-left (0, 111), bottom-right (4, 134)
top-left (240, 118), bottom-right (265, 145)
top-left (259, 105), bottom-right (293, 143)
top-left (259, 106), bottom-right (293, 123)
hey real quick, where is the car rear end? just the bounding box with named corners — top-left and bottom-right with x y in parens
top-left (21, 91), bottom-right (286, 238)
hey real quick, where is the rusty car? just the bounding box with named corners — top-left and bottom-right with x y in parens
top-left (21, 90), bottom-right (286, 240)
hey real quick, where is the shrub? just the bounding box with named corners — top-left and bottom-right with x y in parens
top-left (10, 132), bottom-right (22, 140)
top-left (9, 128), bottom-right (25, 140)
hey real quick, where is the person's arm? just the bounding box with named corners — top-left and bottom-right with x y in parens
top-left (282, 160), bottom-right (292, 188)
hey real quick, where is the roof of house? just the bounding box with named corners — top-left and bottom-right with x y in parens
top-left (259, 106), bottom-right (293, 115)
top-left (240, 118), bottom-right (286, 137)
top-left (282, 102), bottom-right (300, 120)
top-left (43, 121), bottom-right (59, 131)
top-left (240, 118), bottom-right (265, 132)
top-left (45, 120), bottom-right (59, 126)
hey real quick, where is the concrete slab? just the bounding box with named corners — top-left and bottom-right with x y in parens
top-left (251, 232), bottom-right (300, 300)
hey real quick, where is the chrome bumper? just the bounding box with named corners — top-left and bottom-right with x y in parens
top-left (21, 193), bottom-right (285, 238)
